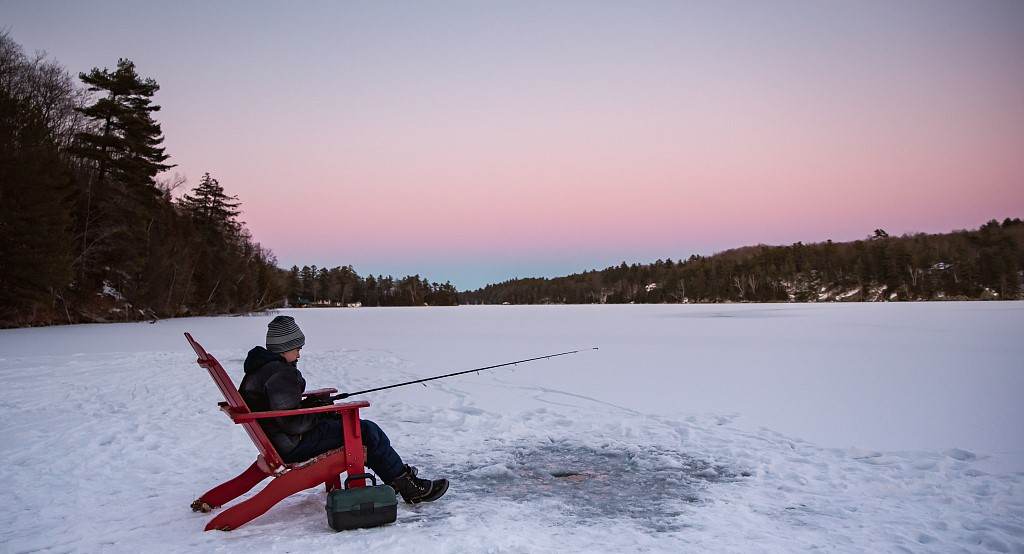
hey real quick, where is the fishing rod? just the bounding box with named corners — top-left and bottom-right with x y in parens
top-left (329, 347), bottom-right (598, 401)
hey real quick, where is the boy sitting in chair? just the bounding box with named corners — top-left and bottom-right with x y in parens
top-left (239, 315), bottom-right (448, 504)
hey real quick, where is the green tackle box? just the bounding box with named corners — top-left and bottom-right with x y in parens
top-left (326, 474), bottom-right (398, 531)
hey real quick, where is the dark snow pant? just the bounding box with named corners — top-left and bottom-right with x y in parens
top-left (282, 418), bottom-right (406, 483)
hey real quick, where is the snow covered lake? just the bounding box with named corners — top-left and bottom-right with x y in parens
top-left (2, 302), bottom-right (1022, 552)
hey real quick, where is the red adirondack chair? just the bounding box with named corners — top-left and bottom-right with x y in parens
top-left (185, 332), bottom-right (371, 531)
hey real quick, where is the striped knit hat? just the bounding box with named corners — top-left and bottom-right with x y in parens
top-left (266, 315), bottom-right (305, 353)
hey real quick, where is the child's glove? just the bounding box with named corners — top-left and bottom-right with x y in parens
top-left (300, 395), bottom-right (333, 408)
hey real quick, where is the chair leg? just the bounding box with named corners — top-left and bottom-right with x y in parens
top-left (205, 450), bottom-right (348, 531)
top-left (193, 460), bottom-right (269, 511)
top-left (324, 410), bottom-right (364, 493)
top-left (341, 410), bottom-right (367, 486)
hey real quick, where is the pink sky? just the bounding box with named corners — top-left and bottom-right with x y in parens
top-left (5, 1), bottom-right (1023, 287)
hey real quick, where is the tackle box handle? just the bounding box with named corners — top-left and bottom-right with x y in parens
top-left (344, 473), bottom-right (377, 489)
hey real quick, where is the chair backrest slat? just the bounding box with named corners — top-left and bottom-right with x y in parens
top-left (185, 332), bottom-right (285, 469)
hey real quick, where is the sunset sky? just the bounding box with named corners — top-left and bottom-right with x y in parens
top-left (4, 1), bottom-right (1023, 288)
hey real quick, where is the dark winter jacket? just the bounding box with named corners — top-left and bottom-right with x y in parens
top-left (238, 346), bottom-right (319, 455)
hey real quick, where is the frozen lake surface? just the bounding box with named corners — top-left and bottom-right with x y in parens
top-left (1, 303), bottom-right (1022, 552)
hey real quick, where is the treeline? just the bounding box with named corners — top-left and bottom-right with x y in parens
top-left (0, 32), bottom-right (284, 327)
top-left (283, 265), bottom-right (458, 307)
top-left (461, 220), bottom-right (1024, 305)
top-left (0, 33), bottom-right (462, 328)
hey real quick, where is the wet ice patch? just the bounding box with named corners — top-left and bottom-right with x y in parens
top-left (946, 448), bottom-right (977, 461)
top-left (466, 463), bottom-right (517, 480)
top-left (454, 439), bottom-right (745, 531)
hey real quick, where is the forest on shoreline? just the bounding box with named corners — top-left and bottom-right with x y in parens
top-left (0, 33), bottom-right (455, 328)
top-left (2, 32), bottom-right (280, 328)
top-left (1, 32), bottom-right (1021, 328)
top-left (462, 221), bottom-right (1024, 305)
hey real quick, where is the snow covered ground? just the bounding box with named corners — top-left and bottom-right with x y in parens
top-left (1, 302), bottom-right (1022, 552)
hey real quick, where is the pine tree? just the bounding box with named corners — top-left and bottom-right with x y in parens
top-left (316, 267), bottom-right (331, 302)
top-left (286, 266), bottom-right (301, 303)
top-left (73, 59), bottom-right (171, 185)
top-left (299, 265), bottom-right (315, 302)
top-left (70, 59), bottom-right (173, 295)
top-left (180, 172), bottom-right (241, 238)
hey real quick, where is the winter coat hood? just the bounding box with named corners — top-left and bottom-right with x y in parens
top-left (244, 346), bottom-right (287, 374)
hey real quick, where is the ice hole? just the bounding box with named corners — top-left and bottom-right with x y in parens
top-left (453, 440), bottom-right (746, 530)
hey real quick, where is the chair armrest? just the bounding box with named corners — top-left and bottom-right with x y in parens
top-left (226, 401), bottom-right (370, 422)
top-left (302, 388), bottom-right (338, 398)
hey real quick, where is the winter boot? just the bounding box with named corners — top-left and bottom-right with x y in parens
top-left (388, 465), bottom-right (449, 504)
